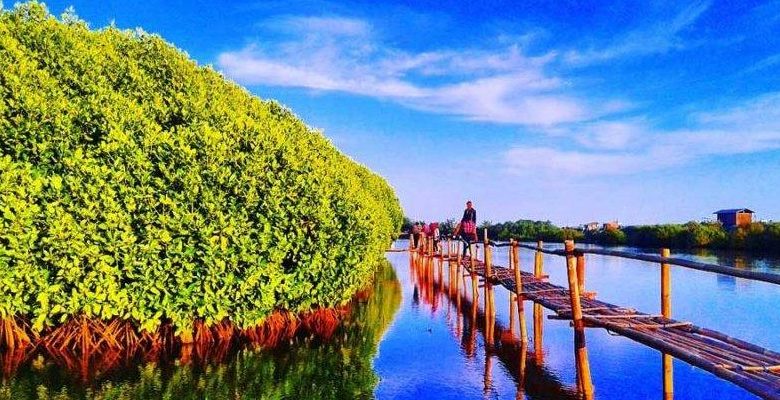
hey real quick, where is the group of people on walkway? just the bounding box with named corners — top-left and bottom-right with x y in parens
top-left (411, 221), bottom-right (440, 252)
top-left (410, 200), bottom-right (478, 257)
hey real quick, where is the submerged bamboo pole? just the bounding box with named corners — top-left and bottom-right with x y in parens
top-left (534, 303), bottom-right (544, 362)
top-left (565, 240), bottom-right (594, 397)
top-left (661, 247), bottom-right (673, 400)
top-left (485, 244), bottom-right (495, 346)
top-left (509, 294), bottom-right (517, 335)
top-left (511, 240), bottom-right (528, 343)
top-left (533, 241), bottom-right (545, 360)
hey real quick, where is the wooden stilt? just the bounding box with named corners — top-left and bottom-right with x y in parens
top-left (509, 294), bottom-right (517, 335)
top-left (661, 248), bottom-right (672, 319)
top-left (661, 247), bottom-right (673, 400)
top-left (484, 244), bottom-right (494, 346)
top-left (576, 253), bottom-right (586, 293)
top-left (565, 240), bottom-right (594, 398)
top-left (533, 239), bottom-right (545, 360)
top-left (534, 240), bottom-right (544, 277)
top-left (534, 303), bottom-right (544, 362)
top-left (508, 239), bottom-right (515, 270)
top-left (511, 241), bottom-right (528, 343)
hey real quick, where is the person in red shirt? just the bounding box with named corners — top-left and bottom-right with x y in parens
top-left (459, 201), bottom-right (477, 257)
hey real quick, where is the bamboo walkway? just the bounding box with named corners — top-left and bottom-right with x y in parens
top-left (417, 237), bottom-right (780, 400)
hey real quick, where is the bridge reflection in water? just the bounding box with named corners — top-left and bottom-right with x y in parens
top-left (408, 250), bottom-right (676, 400)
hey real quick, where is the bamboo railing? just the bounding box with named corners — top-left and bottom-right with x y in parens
top-left (516, 243), bottom-right (780, 285)
top-left (405, 234), bottom-right (780, 400)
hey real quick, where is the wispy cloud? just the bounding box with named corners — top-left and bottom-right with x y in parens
top-left (505, 92), bottom-right (780, 176)
top-left (743, 53), bottom-right (780, 74)
top-left (218, 15), bottom-right (621, 126)
top-left (563, 2), bottom-right (711, 66)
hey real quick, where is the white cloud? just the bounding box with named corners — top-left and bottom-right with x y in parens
top-left (271, 16), bottom-right (371, 37)
top-left (563, 2), bottom-right (711, 65)
top-left (743, 53), bottom-right (780, 74)
top-left (506, 92), bottom-right (780, 177)
top-left (218, 15), bottom-right (614, 126)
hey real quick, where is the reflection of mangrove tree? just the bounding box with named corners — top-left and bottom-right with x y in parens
top-left (0, 261), bottom-right (402, 399)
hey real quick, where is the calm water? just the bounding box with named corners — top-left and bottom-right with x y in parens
top-left (2, 242), bottom-right (779, 399)
top-left (375, 241), bottom-right (780, 399)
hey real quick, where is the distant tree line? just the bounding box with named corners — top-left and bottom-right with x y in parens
top-left (584, 222), bottom-right (780, 251)
top-left (401, 216), bottom-right (780, 253)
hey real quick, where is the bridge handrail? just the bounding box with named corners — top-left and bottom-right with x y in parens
top-left (415, 235), bottom-right (780, 285)
top-left (513, 243), bottom-right (780, 286)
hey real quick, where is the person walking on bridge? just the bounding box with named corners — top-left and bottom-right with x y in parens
top-left (459, 201), bottom-right (477, 257)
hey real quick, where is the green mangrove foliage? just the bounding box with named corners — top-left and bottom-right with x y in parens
top-left (0, 3), bottom-right (402, 335)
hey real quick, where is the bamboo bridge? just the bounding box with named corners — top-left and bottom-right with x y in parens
top-left (403, 233), bottom-right (780, 399)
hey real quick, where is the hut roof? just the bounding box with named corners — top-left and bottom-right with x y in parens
top-left (713, 208), bottom-right (754, 214)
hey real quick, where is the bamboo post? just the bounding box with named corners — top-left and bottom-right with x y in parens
top-left (509, 292), bottom-right (517, 335)
top-left (511, 240), bottom-right (528, 343)
top-left (661, 247), bottom-right (673, 399)
top-left (508, 239), bottom-right (515, 270)
top-left (455, 261), bottom-right (461, 300)
top-left (661, 248), bottom-right (671, 319)
top-left (448, 257), bottom-right (454, 297)
top-left (470, 242), bottom-right (476, 269)
top-left (565, 240), bottom-right (593, 397)
top-left (534, 240), bottom-right (544, 277)
top-left (488, 244), bottom-right (495, 318)
top-left (484, 244), bottom-right (493, 334)
top-left (533, 241), bottom-right (544, 359)
top-left (471, 270), bottom-right (478, 305)
top-left (533, 303), bottom-right (544, 362)
top-left (438, 257), bottom-right (443, 287)
top-left (576, 252), bottom-right (586, 293)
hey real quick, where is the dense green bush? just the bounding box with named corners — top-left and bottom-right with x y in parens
top-left (0, 3), bottom-right (401, 335)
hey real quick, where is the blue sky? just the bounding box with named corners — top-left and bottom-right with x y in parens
top-left (30, 0), bottom-right (780, 225)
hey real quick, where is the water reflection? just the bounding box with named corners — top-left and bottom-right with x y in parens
top-left (0, 261), bottom-right (402, 400)
top-left (409, 252), bottom-right (580, 400)
top-left (584, 243), bottom-right (780, 275)
top-left (406, 249), bottom-right (692, 400)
